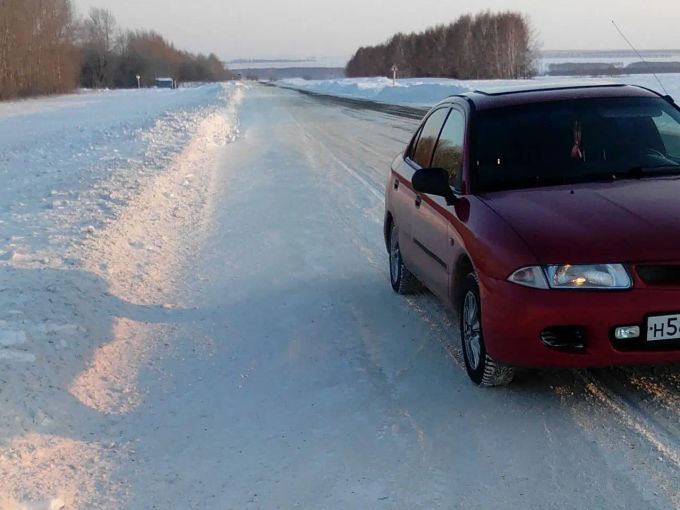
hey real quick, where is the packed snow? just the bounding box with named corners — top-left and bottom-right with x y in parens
top-left (278, 74), bottom-right (680, 107)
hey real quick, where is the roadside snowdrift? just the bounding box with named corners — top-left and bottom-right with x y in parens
top-left (0, 83), bottom-right (244, 508)
top-left (278, 77), bottom-right (468, 106)
top-left (278, 74), bottom-right (680, 107)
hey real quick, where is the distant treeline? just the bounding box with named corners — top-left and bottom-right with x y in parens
top-left (346, 11), bottom-right (537, 80)
top-left (0, 0), bottom-right (232, 100)
top-left (548, 61), bottom-right (680, 76)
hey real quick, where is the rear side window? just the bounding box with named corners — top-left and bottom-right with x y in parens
top-left (432, 109), bottom-right (465, 185)
top-left (411, 108), bottom-right (450, 167)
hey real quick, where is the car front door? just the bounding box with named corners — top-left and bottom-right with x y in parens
top-left (410, 108), bottom-right (466, 299)
top-left (397, 107), bottom-right (450, 275)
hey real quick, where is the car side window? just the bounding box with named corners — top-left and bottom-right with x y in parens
top-left (407, 126), bottom-right (423, 159)
top-left (432, 109), bottom-right (465, 185)
top-left (411, 108), bottom-right (450, 168)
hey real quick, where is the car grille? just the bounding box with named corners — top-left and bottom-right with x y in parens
top-left (637, 265), bottom-right (680, 286)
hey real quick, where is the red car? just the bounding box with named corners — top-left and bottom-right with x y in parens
top-left (384, 83), bottom-right (680, 386)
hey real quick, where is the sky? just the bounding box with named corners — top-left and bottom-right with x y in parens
top-left (72, 0), bottom-right (680, 62)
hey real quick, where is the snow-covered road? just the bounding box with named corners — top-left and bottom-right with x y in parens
top-left (1, 84), bottom-right (680, 509)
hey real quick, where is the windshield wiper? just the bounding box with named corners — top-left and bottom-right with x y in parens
top-left (611, 165), bottom-right (680, 180)
top-left (481, 164), bottom-right (680, 193)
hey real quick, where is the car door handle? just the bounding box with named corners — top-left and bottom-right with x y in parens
top-left (415, 195), bottom-right (422, 208)
top-left (394, 179), bottom-right (400, 190)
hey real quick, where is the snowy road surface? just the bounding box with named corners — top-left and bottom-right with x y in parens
top-left (1, 84), bottom-right (680, 508)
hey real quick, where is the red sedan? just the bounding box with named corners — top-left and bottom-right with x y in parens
top-left (384, 83), bottom-right (680, 386)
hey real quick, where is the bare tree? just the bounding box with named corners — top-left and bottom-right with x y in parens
top-left (78, 7), bottom-right (119, 88)
top-left (0, 0), bottom-right (79, 100)
top-left (85, 7), bottom-right (117, 52)
top-left (0, 0), bottom-right (232, 100)
top-left (345, 11), bottom-right (539, 80)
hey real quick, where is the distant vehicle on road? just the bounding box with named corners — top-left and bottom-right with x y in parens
top-left (155, 77), bottom-right (176, 89)
top-left (384, 83), bottom-right (680, 386)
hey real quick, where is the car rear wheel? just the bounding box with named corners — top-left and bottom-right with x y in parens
top-left (389, 223), bottom-right (421, 295)
top-left (460, 273), bottom-right (514, 387)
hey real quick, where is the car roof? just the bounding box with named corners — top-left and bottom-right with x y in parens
top-left (441, 83), bottom-right (664, 111)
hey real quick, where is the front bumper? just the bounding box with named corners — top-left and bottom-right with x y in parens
top-left (480, 275), bottom-right (680, 368)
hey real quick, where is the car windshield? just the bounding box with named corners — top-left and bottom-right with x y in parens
top-left (474, 96), bottom-right (680, 192)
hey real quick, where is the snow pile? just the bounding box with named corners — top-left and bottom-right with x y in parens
top-left (278, 74), bottom-right (680, 107)
top-left (0, 82), bottom-right (245, 507)
top-left (278, 77), bottom-right (469, 106)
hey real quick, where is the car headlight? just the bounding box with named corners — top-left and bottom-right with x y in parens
top-left (508, 264), bottom-right (632, 290)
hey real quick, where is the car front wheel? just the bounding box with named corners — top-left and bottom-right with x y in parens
top-left (460, 272), bottom-right (514, 387)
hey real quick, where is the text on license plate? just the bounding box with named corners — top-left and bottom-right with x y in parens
top-left (647, 314), bottom-right (680, 341)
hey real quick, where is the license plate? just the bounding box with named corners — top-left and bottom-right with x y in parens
top-left (647, 314), bottom-right (680, 341)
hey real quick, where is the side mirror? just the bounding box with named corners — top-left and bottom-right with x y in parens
top-left (412, 168), bottom-right (456, 205)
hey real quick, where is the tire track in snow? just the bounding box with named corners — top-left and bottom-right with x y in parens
top-left (271, 83), bottom-right (429, 120)
top-left (281, 94), bottom-right (456, 464)
top-left (577, 369), bottom-right (680, 473)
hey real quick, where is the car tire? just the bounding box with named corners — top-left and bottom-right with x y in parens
top-left (460, 272), bottom-right (515, 387)
top-left (389, 223), bottom-right (421, 295)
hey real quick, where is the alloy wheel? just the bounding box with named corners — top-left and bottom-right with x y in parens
top-left (463, 290), bottom-right (482, 370)
top-left (390, 227), bottom-right (401, 284)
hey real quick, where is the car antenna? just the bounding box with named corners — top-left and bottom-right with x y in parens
top-left (611, 20), bottom-right (672, 100)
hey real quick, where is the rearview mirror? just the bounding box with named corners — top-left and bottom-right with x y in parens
top-left (412, 168), bottom-right (456, 205)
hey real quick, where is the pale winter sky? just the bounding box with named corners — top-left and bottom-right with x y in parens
top-left (72, 0), bottom-right (680, 61)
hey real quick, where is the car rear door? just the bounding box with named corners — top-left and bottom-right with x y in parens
top-left (410, 107), bottom-right (466, 299)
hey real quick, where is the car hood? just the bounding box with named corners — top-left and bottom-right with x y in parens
top-left (481, 179), bottom-right (680, 264)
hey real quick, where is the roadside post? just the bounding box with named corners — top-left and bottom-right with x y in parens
top-left (136, 74), bottom-right (141, 89)
top-left (391, 64), bottom-right (398, 86)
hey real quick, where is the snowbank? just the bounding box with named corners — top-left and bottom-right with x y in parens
top-left (278, 74), bottom-right (680, 107)
top-left (278, 77), bottom-right (469, 107)
top-left (0, 82), bottom-right (244, 507)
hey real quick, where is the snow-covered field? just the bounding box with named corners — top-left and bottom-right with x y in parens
top-left (278, 73), bottom-right (680, 107)
top-left (537, 52), bottom-right (680, 74)
top-left (228, 56), bottom-right (346, 70)
top-left (1, 82), bottom-right (680, 508)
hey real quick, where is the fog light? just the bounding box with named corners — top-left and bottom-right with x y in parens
top-left (614, 326), bottom-right (640, 340)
